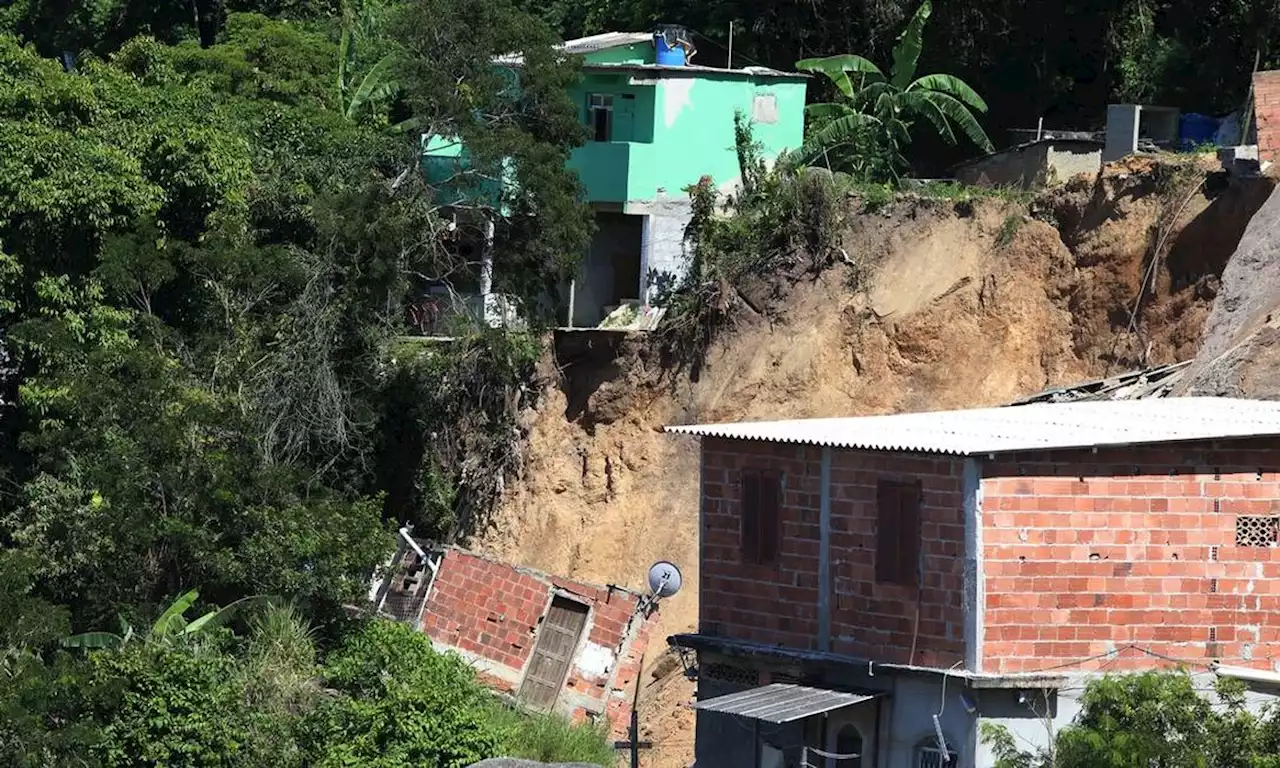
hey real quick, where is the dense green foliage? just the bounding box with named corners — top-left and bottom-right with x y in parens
top-left (524, 0), bottom-right (1280, 171)
top-left (798, 1), bottom-right (993, 181)
top-left (0, 2), bottom-right (604, 764)
top-left (4, 598), bottom-right (610, 768)
top-left (983, 671), bottom-right (1280, 768)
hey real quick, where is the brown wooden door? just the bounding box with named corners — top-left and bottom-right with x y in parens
top-left (517, 597), bottom-right (589, 711)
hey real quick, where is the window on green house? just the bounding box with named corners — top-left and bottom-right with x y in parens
top-left (588, 93), bottom-right (613, 141)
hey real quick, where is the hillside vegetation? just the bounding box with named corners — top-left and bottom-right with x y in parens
top-left (2, 2), bottom-right (1279, 766)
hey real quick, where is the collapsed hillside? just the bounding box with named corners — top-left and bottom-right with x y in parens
top-left (477, 159), bottom-right (1275, 766)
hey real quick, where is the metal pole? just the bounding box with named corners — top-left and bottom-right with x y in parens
top-left (630, 652), bottom-right (644, 768)
top-left (1036, 116), bottom-right (1044, 142)
top-left (727, 21), bottom-right (733, 69)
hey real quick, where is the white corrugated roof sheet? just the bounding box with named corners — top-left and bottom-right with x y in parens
top-left (496, 32), bottom-right (651, 65)
top-left (692, 683), bottom-right (878, 723)
top-left (562, 31), bottom-right (652, 54)
top-left (664, 397), bottom-right (1280, 455)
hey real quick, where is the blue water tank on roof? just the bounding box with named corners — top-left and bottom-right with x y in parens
top-left (654, 29), bottom-right (687, 66)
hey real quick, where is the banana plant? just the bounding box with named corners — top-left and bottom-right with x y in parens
top-left (796, 0), bottom-right (994, 175)
top-left (62, 590), bottom-right (269, 650)
top-left (337, 2), bottom-right (399, 123)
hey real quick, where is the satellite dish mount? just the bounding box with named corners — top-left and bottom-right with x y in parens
top-left (640, 560), bottom-right (682, 616)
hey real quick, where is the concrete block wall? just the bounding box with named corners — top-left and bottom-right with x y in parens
top-left (981, 440), bottom-right (1280, 674)
top-left (700, 438), bottom-right (967, 667)
top-left (420, 547), bottom-right (652, 734)
top-left (1254, 70), bottom-right (1280, 162)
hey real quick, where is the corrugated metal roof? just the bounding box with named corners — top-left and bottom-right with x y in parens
top-left (562, 31), bottom-right (652, 54)
top-left (664, 397), bottom-right (1280, 455)
top-left (692, 683), bottom-right (877, 723)
top-left (497, 32), bottom-right (651, 65)
top-left (1011, 361), bottom-right (1189, 404)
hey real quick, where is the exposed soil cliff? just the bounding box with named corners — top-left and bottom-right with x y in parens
top-left (478, 159), bottom-right (1275, 766)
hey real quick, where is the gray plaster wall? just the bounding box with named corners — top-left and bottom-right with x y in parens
top-left (1104, 104), bottom-right (1142, 162)
top-left (954, 143), bottom-right (1100, 190)
top-left (628, 198), bottom-right (692, 305)
top-left (572, 211), bottom-right (642, 327)
top-left (693, 662), bottom-right (977, 768)
top-left (828, 672), bottom-right (972, 768)
top-left (1044, 145), bottom-right (1102, 184)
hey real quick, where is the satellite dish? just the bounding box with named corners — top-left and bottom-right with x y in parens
top-left (647, 561), bottom-right (682, 598)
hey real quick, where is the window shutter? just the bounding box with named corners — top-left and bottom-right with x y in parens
top-left (899, 481), bottom-right (922, 587)
top-left (758, 474), bottom-right (780, 564)
top-left (741, 471), bottom-right (761, 563)
top-left (877, 480), bottom-right (922, 585)
top-left (876, 481), bottom-right (901, 582)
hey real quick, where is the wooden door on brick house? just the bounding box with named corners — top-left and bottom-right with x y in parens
top-left (518, 596), bottom-right (590, 711)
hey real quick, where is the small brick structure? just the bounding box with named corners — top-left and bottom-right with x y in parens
top-left (378, 545), bottom-right (653, 737)
top-left (1255, 69), bottom-right (1280, 162)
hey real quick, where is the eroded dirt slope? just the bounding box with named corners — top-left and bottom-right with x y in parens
top-left (478, 160), bottom-right (1274, 766)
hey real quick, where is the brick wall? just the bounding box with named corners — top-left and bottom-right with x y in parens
top-left (420, 548), bottom-right (651, 734)
top-left (1255, 70), bottom-right (1280, 161)
top-left (422, 549), bottom-right (550, 687)
top-left (700, 437), bottom-right (967, 666)
top-left (701, 438), bottom-right (824, 649)
top-left (982, 440), bottom-right (1280, 674)
top-left (829, 449), bottom-right (966, 666)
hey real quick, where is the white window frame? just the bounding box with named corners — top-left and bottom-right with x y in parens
top-left (587, 93), bottom-right (614, 141)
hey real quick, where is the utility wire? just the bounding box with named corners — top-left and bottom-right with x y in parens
top-left (689, 28), bottom-right (769, 69)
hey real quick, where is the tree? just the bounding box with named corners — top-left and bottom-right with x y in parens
top-left (982, 670), bottom-right (1280, 768)
top-left (796, 0), bottom-right (993, 180)
top-left (62, 589), bottom-right (270, 650)
top-left (391, 0), bottom-right (592, 316)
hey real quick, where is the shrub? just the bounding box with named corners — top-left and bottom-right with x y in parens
top-left (488, 704), bottom-right (616, 766)
top-left (301, 619), bottom-right (503, 768)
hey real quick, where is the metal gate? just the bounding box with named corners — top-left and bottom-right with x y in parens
top-left (517, 596), bottom-right (589, 711)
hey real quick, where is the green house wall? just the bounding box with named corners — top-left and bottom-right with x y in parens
top-left (421, 43), bottom-right (807, 209)
top-left (567, 70), bottom-right (807, 204)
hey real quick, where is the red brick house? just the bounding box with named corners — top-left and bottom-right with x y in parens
top-left (372, 544), bottom-right (653, 736)
top-left (666, 397), bottom-right (1280, 768)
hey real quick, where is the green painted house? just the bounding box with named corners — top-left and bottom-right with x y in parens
top-left (421, 29), bottom-right (808, 330)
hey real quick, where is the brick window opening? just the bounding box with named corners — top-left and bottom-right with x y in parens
top-left (740, 469), bottom-right (781, 565)
top-left (877, 479), bottom-right (922, 585)
top-left (1235, 516), bottom-right (1280, 547)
